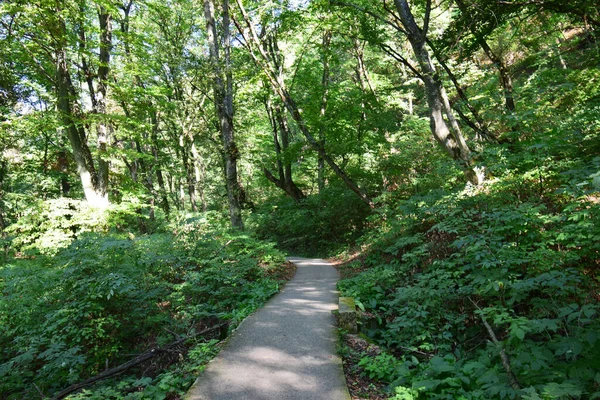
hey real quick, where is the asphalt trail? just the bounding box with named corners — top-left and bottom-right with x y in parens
top-left (185, 257), bottom-right (350, 400)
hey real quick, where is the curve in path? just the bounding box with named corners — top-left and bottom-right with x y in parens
top-left (185, 257), bottom-right (351, 400)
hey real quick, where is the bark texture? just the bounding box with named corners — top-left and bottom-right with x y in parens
top-left (318, 31), bottom-right (331, 193)
top-left (455, 0), bottom-right (516, 113)
top-left (205, 0), bottom-right (244, 229)
top-left (54, 5), bottom-right (109, 208)
top-left (394, 0), bottom-right (483, 185)
top-left (264, 98), bottom-right (305, 202)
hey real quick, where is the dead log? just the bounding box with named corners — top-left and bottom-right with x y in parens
top-left (51, 323), bottom-right (227, 399)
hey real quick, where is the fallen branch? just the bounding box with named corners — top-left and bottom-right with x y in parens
top-left (480, 316), bottom-right (521, 390)
top-left (51, 323), bottom-right (227, 400)
top-left (469, 298), bottom-right (521, 390)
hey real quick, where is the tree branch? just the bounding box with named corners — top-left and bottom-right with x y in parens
top-left (469, 298), bottom-right (521, 391)
top-left (379, 43), bottom-right (423, 80)
top-left (422, 0), bottom-right (432, 38)
top-left (51, 324), bottom-right (227, 399)
top-left (330, 0), bottom-right (406, 35)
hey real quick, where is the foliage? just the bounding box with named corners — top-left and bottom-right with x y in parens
top-left (250, 186), bottom-right (372, 257)
top-left (1, 0), bottom-right (600, 398)
top-left (337, 28), bottom-right (600, 397)
top-left (0, 212), bottom-right (287, 398)
top-left (339, 143), bottom-right (600, 399)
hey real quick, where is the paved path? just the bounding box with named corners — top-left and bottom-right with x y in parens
top-left (185, 257), bottom-right (350, 400)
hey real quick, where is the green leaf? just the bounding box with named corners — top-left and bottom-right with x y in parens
top-left (515, 328), bottom-right (525, 340)
top-left (412, 379), bottom-right (441, 391)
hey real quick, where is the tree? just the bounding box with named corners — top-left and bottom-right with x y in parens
top-left (204, 0), bottom-right (244, 229)
top-left (233, 0), bottom-right (375, 208)
top-left (1, 0), bottom-right (115, 208)
top-left (392, 0), bottom-right (483, 184)
top-left (263, 92), bottom-right (306, 202)
top-left (451, 0), bottom-right (516, 113)
top-left (54, 1), bottom-right (112, 208)
top-left (331, 0), bottom-right (483, 184)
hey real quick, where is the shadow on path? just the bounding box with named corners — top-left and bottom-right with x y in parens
top-left (185, 257), bottom-right (350, 400)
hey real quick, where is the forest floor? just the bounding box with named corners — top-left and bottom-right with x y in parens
top-left (330, 255), bottom-right (390, 400)
top-left (341, 334), bottom-right (389, 400)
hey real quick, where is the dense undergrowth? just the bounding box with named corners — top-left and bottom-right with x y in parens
top-left (0, 209), bottom-right (288, 399)
top-left (336, 51), bottom-right (600, 399)
top-left (250, 186), bottom-right (372, 257)
top-left (2, 8), bottom-right (600, 400)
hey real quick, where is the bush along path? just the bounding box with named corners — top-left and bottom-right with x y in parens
top-left (0, 219), bottom-right (296, 399)
top-left (185, 257), bottom-right (351, 400)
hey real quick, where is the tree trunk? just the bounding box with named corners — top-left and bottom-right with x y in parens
top-left (54, 5), bottom-right (108, 208)
top-left (318, 31), bottom-right (331, 193)
top-left (180, 134), bottom-right (198, 212)
top-left (119, 2), bottom-right (163, 217)
top-left (426, 38), bottom-right (495, 141)
top-left (0, 160), bottom-right (6, 261)
top-left (234, 0), bottom-right (374, 208)
top-left (191, 142), bottom-right (206, 212)
top-left (276, 107), bottom-right (305, 201)
top-left (205, 0), bottom-right (244, 229)
top-left (394, 0), bottom-right (483, 185)
top-left (95, 7), bottom-right (112, 198)
top-left (265, 98), bottom-right (286, 185)
top-left (455, 0), bottom-right (515, 113)
top-left (150, 111), bottom-right (170, 215)
top-left (56, 50), bottom-right (108, 207)
top-left (264, 97), bottom-right (305, 202)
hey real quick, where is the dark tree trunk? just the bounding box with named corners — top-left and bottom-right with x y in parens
top-left (0, 160), bottom-right (6, 260)
top-left (148, 111), bottom-right (170, 215)
top-left (264, 97), bottom-right (305, 202)
top-left (95, 7), bottom-right (112, 197)
top-left (426, 38), bottom-right (496, 141)
top-left (55, 4), bottom-right (109, 207)
top-left (455, 0), bottom-right (515, 113)
top-left (318, 31), bottom-right (331, 193)
top-left (56, 46), bottom-right (108, 206)
top-left (205, 0), bottom-right (244, 229)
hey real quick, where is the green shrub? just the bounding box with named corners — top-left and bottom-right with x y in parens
top-left (0, 215), bottom-right (287, 398)
top-left (339, 155), bottom-right (600, 399)
top-left (250, 186), bottom-right (372, 257)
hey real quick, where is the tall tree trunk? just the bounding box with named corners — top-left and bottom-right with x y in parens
top-left (455, 0), bottom-right (515, 113)
top-left (394, 0), bottom-right (483, 185)
top-left (57, 148), bottom-right (71, 196)
top-left (56, 48), bottom-right (108, 207)
top-left (353, 39), bottom-right (368, 141)
top-left (119, 1), bottom-right (163, 217)
top-left (197, 157), bottom-right (208, 212)
top-left (191, 142), bottom-right (206, 212)
top-left (265, 97), bottom-right (286, 185)
top-left (180, 134), bottom-right (198, 212)
top-left (0, 160), bottom-right (6, 260)
top-left (95, 7), bottom-right (112, 198)
top-left (54, 5), bottom-right (108, 208)
top-left (318, 31), bottom-right (331, 193)
top-left (263, 97), bottom-right (305, 202)
top-left (150, 111), bottom-right (170, 215)
top-left (276, 107), bottom-right (304, 201)
top-left (234, 0), bottom-right (374, 208)
top-left (426, 38), bottom-right (495, 141)
top-left (205, 0), bottom-right (244, 229)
